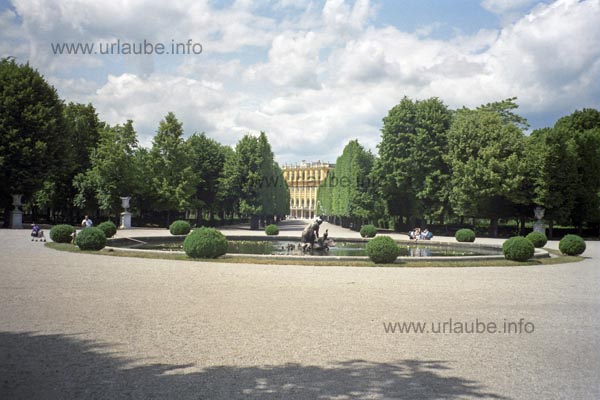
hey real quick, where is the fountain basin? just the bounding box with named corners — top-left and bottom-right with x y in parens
top-left (107, 235), bottom-right (550, 263)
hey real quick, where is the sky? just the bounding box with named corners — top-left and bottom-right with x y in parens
top-left (1, 0), bottom-right (599, 165)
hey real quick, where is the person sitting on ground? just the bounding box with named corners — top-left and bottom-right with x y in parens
top-left (411, 228), bottom-right (421, 240)
top-left (31, 223), bottom-right (45, 242)
top-left (422, 228), bottom-right (433, 240)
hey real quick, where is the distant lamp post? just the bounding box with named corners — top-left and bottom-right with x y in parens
top-left (10, 194), bottom-right (23, 229)
top-left (120, 196), bottom-right (132, 229)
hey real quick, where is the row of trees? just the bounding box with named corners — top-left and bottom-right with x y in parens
top-left (318, 97), bottom-right (600, 237)
top-left (1, 58), bottom-right (289, 227)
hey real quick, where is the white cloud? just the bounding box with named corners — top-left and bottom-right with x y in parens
top-left (481, 0), bottom-right (543, 24)
top-left (245, 30), bottom-right (323, 89)
top-left (3, 0), bottom-right (600, 164)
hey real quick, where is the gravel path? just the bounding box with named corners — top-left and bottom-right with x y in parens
top-left (0, 223), bottom-right (598, 399)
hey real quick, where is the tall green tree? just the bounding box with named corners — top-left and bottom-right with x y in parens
top-left (187, 133), bottom-right (227, 222)
top-left (32, 102), bottom-right (100, 222)
top-left (554, 109), bottom-right (600, 230)
top-left (148, 112), bottom-right (197, 223)
top-left (527, 127), bottom-right (578, 227)
top-left (73, 120), bottom-right (138, 216)
top-left (216, 144), bottom-right (240, 221)
top-left (447, 106), bottom-right (528, 236)
top-left (0, 58), bottom-right (66, 223)
top-left (375, 97), bottom-right (452, 225)
top-left (319, 140), bottom-right (376, 225)
top-left (226, 132), bottom-right (288, 229)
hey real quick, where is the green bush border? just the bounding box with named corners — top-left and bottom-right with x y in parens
top-left (265, 224), bottom-right (279, 235)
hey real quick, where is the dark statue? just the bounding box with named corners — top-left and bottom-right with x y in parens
top-left (300, 218), bottom-right (333, 252)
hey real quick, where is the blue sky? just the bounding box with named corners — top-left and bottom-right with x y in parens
top-left (1, 0), bottom-right (598, 164)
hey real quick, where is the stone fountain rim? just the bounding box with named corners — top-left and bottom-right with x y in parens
top-left (106, 235), bottom-right (550, 263)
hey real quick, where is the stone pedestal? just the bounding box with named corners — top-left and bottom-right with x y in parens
top-left (10, 194), bottom-right (23, 229)
top-left (533, 220), bottom-right (545, 233)
top-left (533, 206), bottom-right (545, 233)
top-left (119, 196), bottom-right (132, 229)
top-left (120, 211), bottom-right (132, 229)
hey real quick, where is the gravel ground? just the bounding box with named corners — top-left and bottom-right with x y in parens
top-left (0, 222), bottom-right (598, 399)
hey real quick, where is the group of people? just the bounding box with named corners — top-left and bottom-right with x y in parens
top-left (30, 215), bottom-right (93, 242)
top-left (408, 228), bottom-right (433, 240)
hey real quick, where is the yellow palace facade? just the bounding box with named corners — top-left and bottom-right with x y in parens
top-left (282, 160), bottom-right (334, 219)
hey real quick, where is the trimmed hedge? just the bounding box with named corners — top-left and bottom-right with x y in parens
top-left (97, 221), bottom-right (117, 238)
top-left (360, 224), bottom-right (377, 238)
top-left (265, 224), bottom-right (279, 235)
top-left (365, 236), bottom-right (400, 264)
top-left (170, 220), bottom-right (191, 235)
top-left (183, 227), bottom-right (228, 258)
top-left (50, 224), bottom-right (75, 243)
top-left (455, 228), bottom-right (476, 243)
top-left (559, 234), bottom-right (586, 256)
top-left (525, 231), bottom-right (547, 248)
top-left (502, 236), bottom-right (535, 261)
top-left (75, 227), bottom-right (107, 251)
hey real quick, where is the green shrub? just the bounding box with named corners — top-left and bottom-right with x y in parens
top-left (265, 224), bottom-right (279, 235)
top-left (525, 231), bottom-right (547, 248)
top-left (559, 234), bottom-right (586, 256)
top-left (50, 224), bottom-right (75, 243)
top-left (75, 227), bottom-right (107, 251)
top-left (455, 228), bottom-right (476, 243)
top-left (360, 224), bottom-right (377, 238)
top-left (170, 220), bottom-right (191, 235)
top-left (97, 221), bottom-right (117, 238)
top-left (365, 236), bottom-right (400, 264)
top-left (502, 236), bottom-right (535, 261)
top-left (183, 227), bottom-right (228, 258)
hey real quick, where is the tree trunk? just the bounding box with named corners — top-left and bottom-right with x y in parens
top-left (519, 215), bottom-right (526, 236)
top-left (250, 215), bottom-right (259, 230)
top-left (490, 217), bottom-right (499, 238)
top-left (548, 220), bottom-right (554, 239)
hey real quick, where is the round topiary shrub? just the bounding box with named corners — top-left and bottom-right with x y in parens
top-left (365, 236), bottom-right (400, 264)
top-left (49, 224), bottom-right (75, 243)
top-left (75, 227), bottom-right (107, 251)
top-left (360, 224), bottom-right (377, 238)
top-left (559, 234), bottom-right (586, 256)
top-left (525, 231), bottom-right (547, 248)
top-left (455, 228), bottom-right (476, 243)
top-left (97, 221), bottom-right (117, 238)
top-left (183, 227), bottom-right (228, 258)
top-left (502, 236), bottom-right (535, 261)
top-left (170, 220), bottom-right (191, 235)
top-left (265, 224), bottom-right (279, 235)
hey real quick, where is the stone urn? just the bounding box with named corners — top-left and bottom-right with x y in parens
top-left (120, 196), bottom-right (132, 229)
top-left (121, 196), bottom-right (131, 212)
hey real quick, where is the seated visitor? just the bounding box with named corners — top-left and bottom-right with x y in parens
top-left (31, 223), bottom-right (45, 242)
top-left (422, 229), bottom-right (433, 240)
top-left (414, 228), bottom-right (421, 240)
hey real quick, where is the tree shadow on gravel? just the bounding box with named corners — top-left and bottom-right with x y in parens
top-left (0, 331), bottom-right (509, 399)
